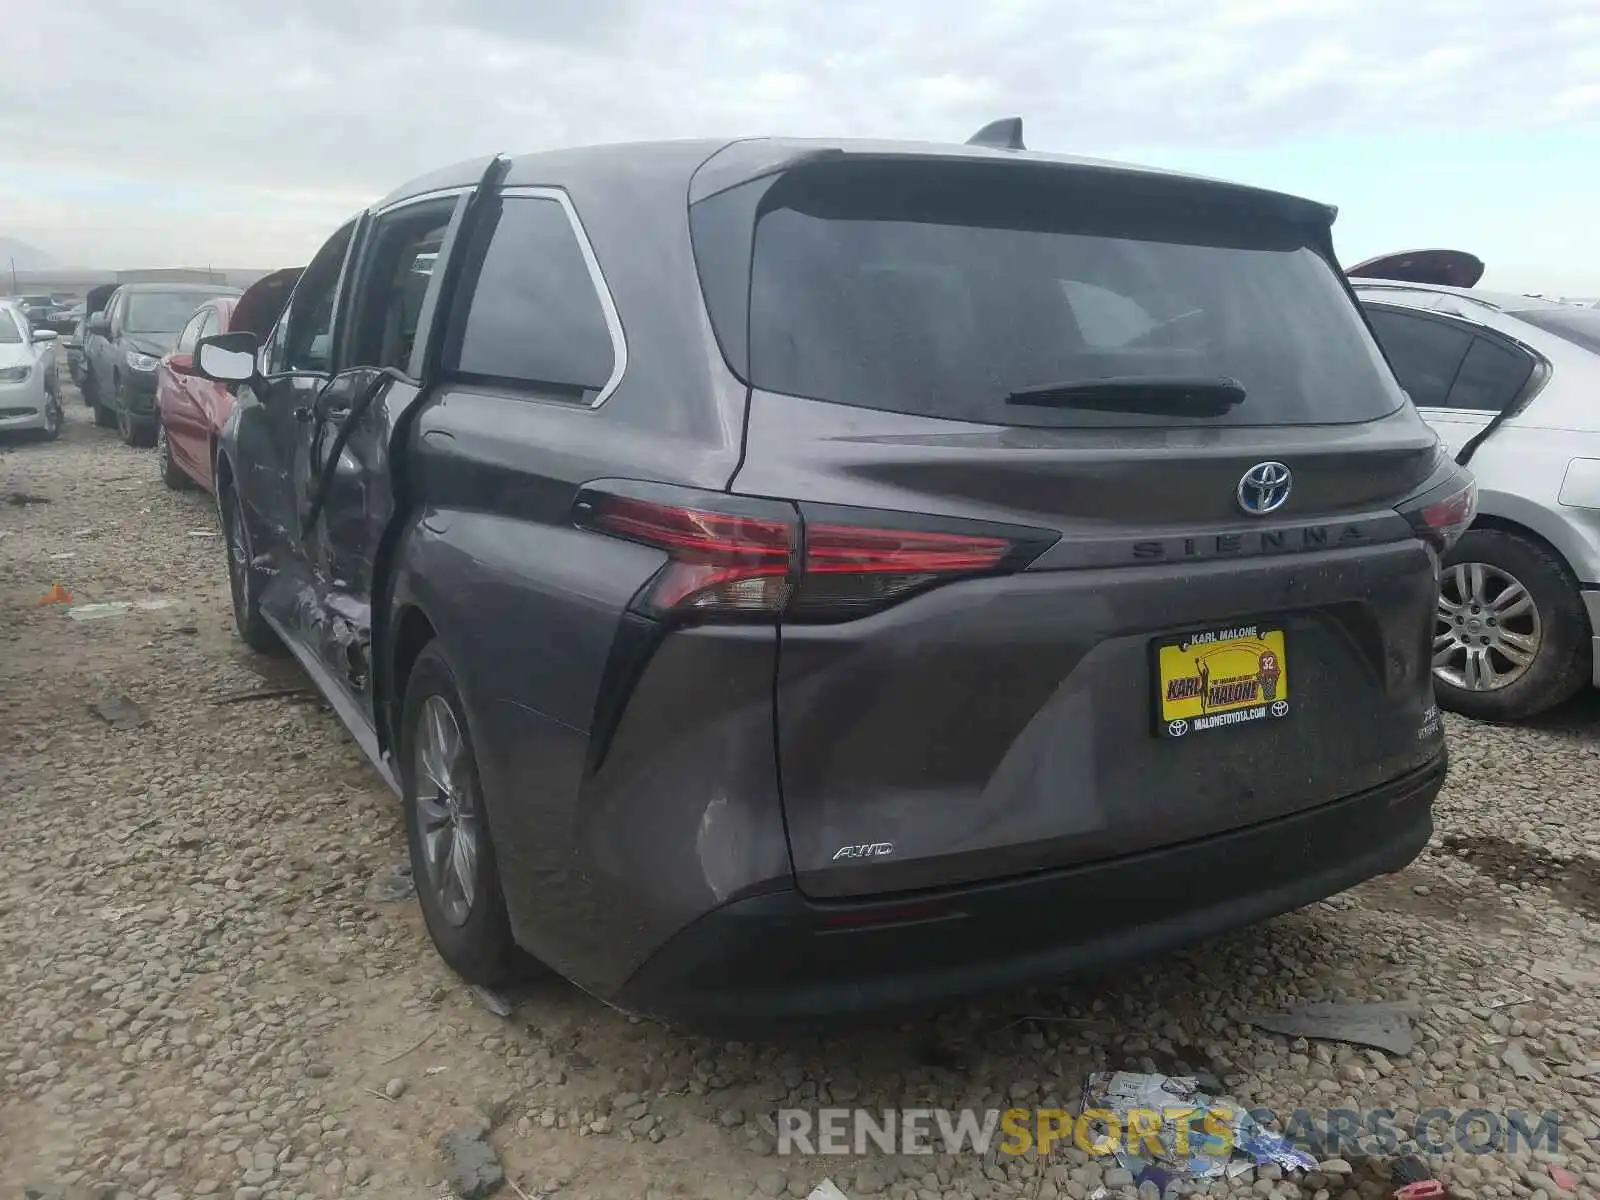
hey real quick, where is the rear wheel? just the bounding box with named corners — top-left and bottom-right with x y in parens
top-left (156, 423), bottom-right (189, 489)
top-left (400, 643), bottom-right (524, 986)
top-left (219, 484), bottom-right (282, 655)
top-left (1433, 528), bottom-right (1590, 720)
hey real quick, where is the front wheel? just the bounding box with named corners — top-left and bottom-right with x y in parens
top-left (400, 643), bottom-right (525, 987)
top-left (39, 396), bottom-right (63, 441)
top-left (115, 382), bottom-right (155, 447)
top-left (1433, 528), bottom-right (1590, 720)
top-left (86, 371), bottom-right (114, 427)
top-left (219, 485), bottom-right (282, 655)
top-left (157, 423), bottom-right (189, 489)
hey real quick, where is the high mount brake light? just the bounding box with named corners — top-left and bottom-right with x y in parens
top-left (1403, 476), bottom-right (1477, 554)
top-left (574, 486), bottom-right (1051, 621)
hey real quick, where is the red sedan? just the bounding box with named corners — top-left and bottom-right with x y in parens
top-left (155, 268), bottom-right (299, 493)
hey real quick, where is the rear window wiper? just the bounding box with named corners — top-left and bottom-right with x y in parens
top-left (1004, 375), bottom-right (1246, 416)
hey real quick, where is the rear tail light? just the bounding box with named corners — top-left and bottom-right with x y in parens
top-left (1402, 474), bottom-right (1477, 553)
top-left (581, 494), bottom-right (795, 613)
top-left (573, 483), bottom-right (1055, 622)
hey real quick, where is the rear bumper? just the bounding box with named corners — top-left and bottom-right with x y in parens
top-left (613, 751), bottom-right (1445, 1028)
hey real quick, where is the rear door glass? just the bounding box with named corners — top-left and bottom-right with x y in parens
top-left (695, 159), bottom-right (1405, 428)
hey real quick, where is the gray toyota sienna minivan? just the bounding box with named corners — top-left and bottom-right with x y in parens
top-left (196, 123), bottom-right (1472, 1027)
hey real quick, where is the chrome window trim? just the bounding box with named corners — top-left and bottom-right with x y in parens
top-left (493, 185), bottom-right (628, 408)
top-left (373, 186), bottom-right (474, 218)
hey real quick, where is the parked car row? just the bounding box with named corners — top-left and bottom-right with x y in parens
top-left (78, 282), bottom-right (243, 444)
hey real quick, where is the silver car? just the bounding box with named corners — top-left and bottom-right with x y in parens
top-left (0, 301), bottom-right (63, 440)
top-left (1350, 251), bottom-right (1600, 719)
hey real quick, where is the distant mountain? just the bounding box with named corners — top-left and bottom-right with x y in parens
top-left (0, 237), bottom-right (59, 271)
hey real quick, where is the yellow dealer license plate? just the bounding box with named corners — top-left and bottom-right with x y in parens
top-left (1155, 624), bottom-right (1290, 739)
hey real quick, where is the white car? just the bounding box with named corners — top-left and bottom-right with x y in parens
top-left (1349, 250), bottom-right (1600, 720)
top-left (0, 301), bottom-right (63, 440)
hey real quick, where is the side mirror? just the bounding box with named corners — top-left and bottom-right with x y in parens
top-left (32, 329), bottom-right (57, 342)
top-left (86, 312), bottom-right (108, 336)
top-left (194, 331), bottom-right (259, 385)
top-left (167, 352), bottom-right (194, 376)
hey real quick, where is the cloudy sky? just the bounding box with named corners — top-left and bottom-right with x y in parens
top-left (3, 0), bottom-right (1597, 292)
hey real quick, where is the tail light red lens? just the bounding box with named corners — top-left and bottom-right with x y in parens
top-left (578, 493), bottom-right (795, 613)
top-left (1404, 476), bottom-right (1477, 553)
top-left (574, 485), bottom-right (1054, 622)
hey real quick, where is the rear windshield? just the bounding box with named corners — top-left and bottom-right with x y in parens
top-left (693, 160), bottom-right (1405, 428)
top-left (1512, 307), bottom-right (1600, 356)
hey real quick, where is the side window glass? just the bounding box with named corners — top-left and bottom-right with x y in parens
top-left (347, 199), bottom-right (457, 375)
top-left (1364, 308), bottom-right (1472, 408)
top-left (282, 220), bottom-right (357, 374)
top-left (443, 195), bottom-right (617, 400)
top-left (1446, 337), bottom-right (1534, 412)
top-left (176, 310), bottom-right (207, 355)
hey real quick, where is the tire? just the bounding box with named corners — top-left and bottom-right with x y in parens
top-left (1433, 527), bottom-right (1590, 721)
top-left (219, 484), bottom-right (282, 655)
top-left (115, 381), bottom-right (155, 447)
top-left (156, 422), bottom-right (190, 489)
top-left (400, 643), bottom-right (524, 987)
top-left (86, 370), bottom-right (114, 427)
top-left (38, 395), bottom-right (64, 442)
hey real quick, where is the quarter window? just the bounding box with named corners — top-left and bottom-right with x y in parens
top-left (1446, 336), bottom-right (1534, 412)
top-left (443, 195), bottom-right (617, 400)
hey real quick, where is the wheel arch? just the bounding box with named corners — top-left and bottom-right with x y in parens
top-left (1469, 513), bottom-right (1585, 582)
top-left (385, 601), bottom-right (438, 755)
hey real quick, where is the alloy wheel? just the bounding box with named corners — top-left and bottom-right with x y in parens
top-left (45, 399), bottom-right (62, 437)
top-left (157, 425), bottom-right (171, 472)
top-left (1434, 561), bottom-right (1542, 692)
top-left (413, 695), bottom-right (480, 928)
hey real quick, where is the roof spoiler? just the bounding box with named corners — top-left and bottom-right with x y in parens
top-left (1346, 249), bottom-right (1484, 288)
top-left (966, 118), bottom-right (1025, 151)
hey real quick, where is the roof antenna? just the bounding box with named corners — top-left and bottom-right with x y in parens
top-left (966, 118), bottom-right (1025, 151)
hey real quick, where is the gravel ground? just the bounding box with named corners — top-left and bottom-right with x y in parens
top-left (5, 390), bottom-right (1600, 1200)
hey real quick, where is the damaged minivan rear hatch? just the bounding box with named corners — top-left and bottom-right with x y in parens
top-left (693, 153), bottom-right (1452, 900)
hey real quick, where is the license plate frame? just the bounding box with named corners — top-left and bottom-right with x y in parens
top-left (1152, 622), bottom-right (1291, 739)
